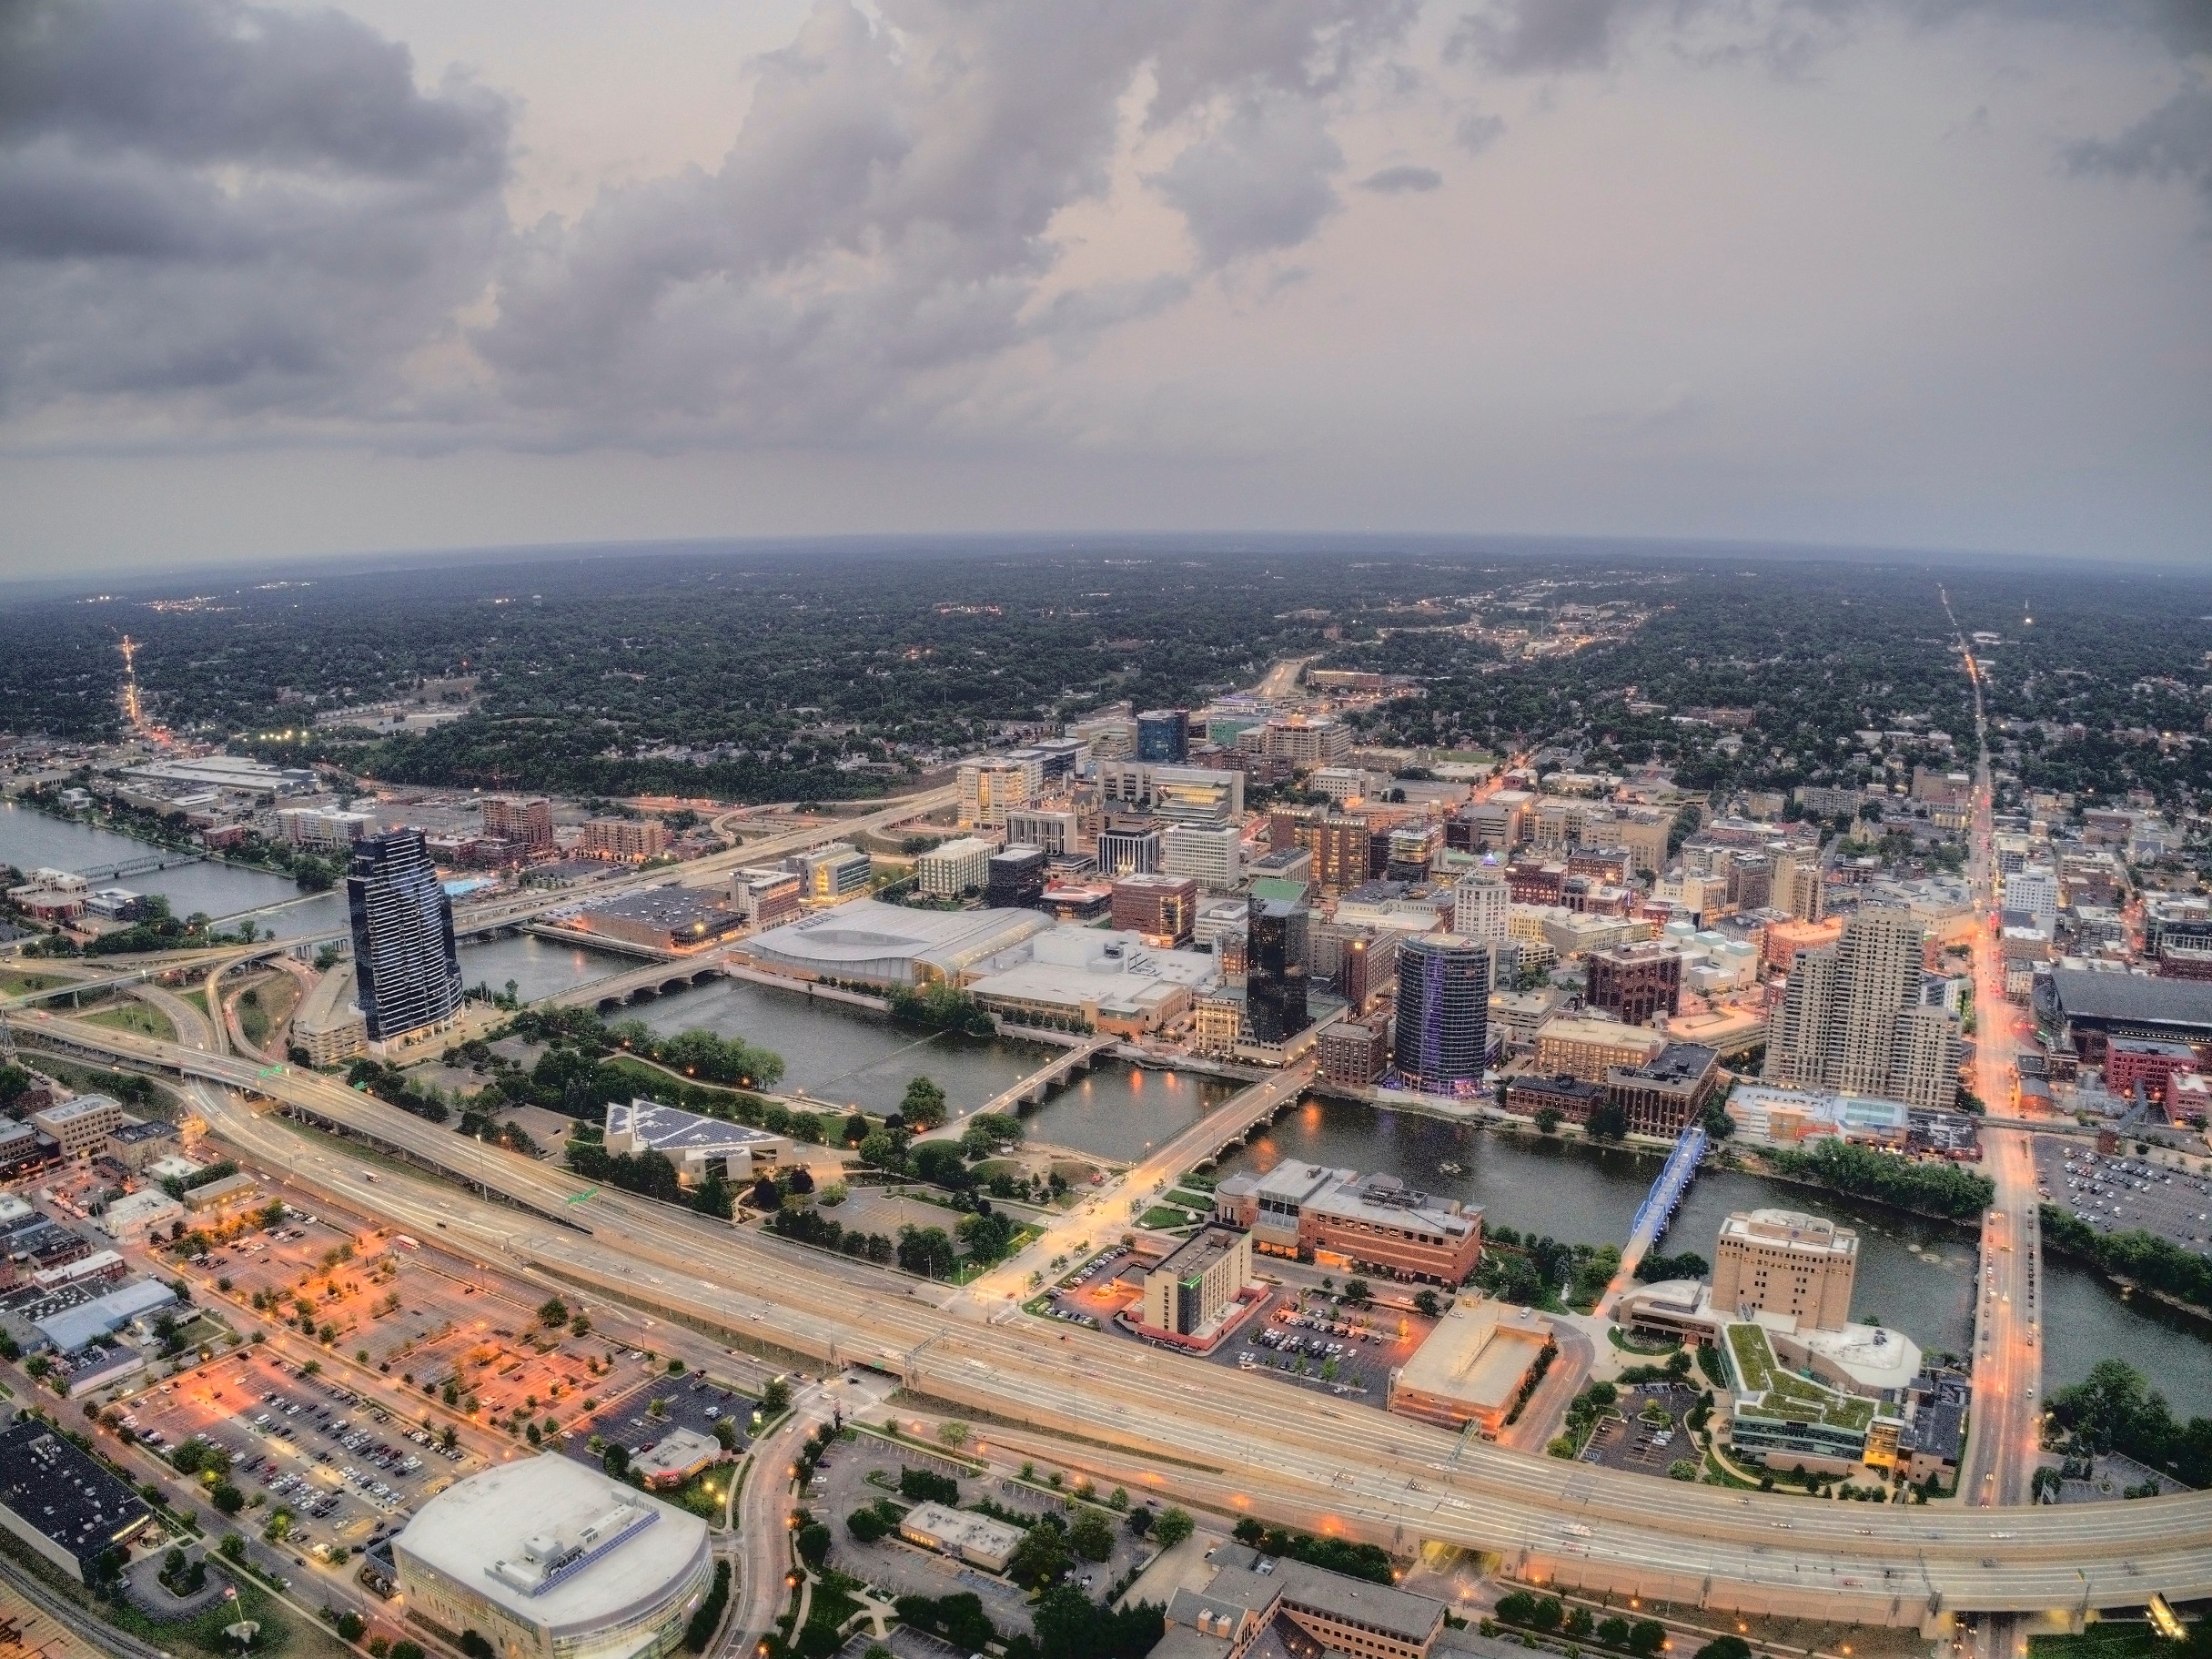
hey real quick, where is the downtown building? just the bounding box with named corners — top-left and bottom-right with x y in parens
top-left (1763, 907), bottom-right (1962, 1110)
top-left (347, 828), bottom-right (464, 1053)
top-left (1391, 934), bottom-right (1490, 1095)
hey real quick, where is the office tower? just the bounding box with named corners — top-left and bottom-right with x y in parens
top-left (1260, 717), bottom-right (1350, 765)
top-left (1770, 847), bottom-right (1825, 921)
top-left (1392, 935), bottom-right (1490, 1094)
top-left (1111, 874), bottom-right (1197, 946)
top-left (581, 818), bottom-right (669, 861)
top-left (1162, 823), bottom-right (1242, 892)
top-left (1711, 1209), bottom-right (1857, 1330)
top-left (1004, 805), bottom-right (1083, 861)
top-left (957, 758), bottom-right (1035, 829)
top-left (795, 844), bottom-right (871, 900)
top-left (1136, 709), bottom-right (1190, 764)
top-left (915, 836), bottom-right (993, 898)
top-left (1341, 930), bottom-right (1399, 1016)
top-left (2003, 867), bottom-right (2060, 929)
top-left (1245, 895), bottom-right (1310, 1045)
top-left (986, 845), bottom-right (1047, 909)
top-left (347, 829), bottom-right (463, 1048)
top-left (1291, 813), bottom-right (1369, 893)
top-left (1096, 818), bottom-right (1162, 877)
top-left (481, 795), bottom-right (554, 855)
top-left (1031, 737), bottom-right (1086, 787)
top-left (1763, 906), bottom-right (1957, 1108)
top-left (1451, 859), bottom-right (1509, 944)
top-left (1585, 943), bottom-right (1682, 1027)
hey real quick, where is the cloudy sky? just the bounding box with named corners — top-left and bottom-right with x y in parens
top-left (3, 0), bottom-right (2208, 574)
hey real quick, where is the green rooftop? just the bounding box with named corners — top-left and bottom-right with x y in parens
top-left (1724, 1321), bottom-right (1878, 1432)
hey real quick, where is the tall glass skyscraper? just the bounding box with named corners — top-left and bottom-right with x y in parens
top-left (1135, 708), bottom-right (1189, 764)
top-left (1246, 894), bottom-right (1309, 1044)
top-left (347, 829), bottom-right (463, 1047)
top-left (1393, 934), bottom-right (1490, 1094)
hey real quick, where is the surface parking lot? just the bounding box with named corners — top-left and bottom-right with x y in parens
top-left (197, 1214), bottom-right (667, 1439)
top-left (1577, 1381), bottom-right (1698, 1476)
top-left (114, 1344), bottom-right (481, 1557)
top-left (2035, 1139), bottom-right (2212, 1252)
top-left (569, 1371), bottom-right (756, 1464)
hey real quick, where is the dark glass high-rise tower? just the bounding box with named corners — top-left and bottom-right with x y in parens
top-left (347, 829), bottom-right (463, 1046)
top-left (1135, 708), bottom-right (1189, 764)
top-left (1392, 934), bottom-right (1490, 1093)
top-left (1246, 894), bottom-right (1309, 1044)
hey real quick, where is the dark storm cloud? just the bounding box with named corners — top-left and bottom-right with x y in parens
top-left (0, 0), bottom-right (510, 415)
top-left (1359, 163), bottom-right (1445, 192)
top-left (2068, 81), bottom-right (2212, 202)
top-left (477, 0), bottom-right (1417, 443)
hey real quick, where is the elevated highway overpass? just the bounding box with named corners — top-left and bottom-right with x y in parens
top-left (20, 1010), bottom-right (2212, 1631)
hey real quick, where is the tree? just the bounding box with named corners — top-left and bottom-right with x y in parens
top-left (460, 1633), bottom-right (495, 1659)
top-left (1412, 1289), bottom-right (1441, 1319)
top-left (856, 1130), bottom-right (905, 1171)
top-left (896, 1225), bottom-right (957, 1278)
top-left (911, 1141), bottom-right (973, 1190)
top-left (762, 1378), bottom-right (792, 1414)
top-left (1342, 1278), bottom-right (1371, 1307)
top-left (748, 1174), bottom-right (783, 1213)
top-left (1588, 1101), bottom-right (1630, 1140)
top-left (849, 1505), bottom-right (892, 1543)
top-left (1007, 1522), bottom-right (1073, 1589)
top-left (538, 1297), bottom-right (569, 1328)
top-left (1069, 1509), bottom-right (1116, 1562)
top-left (211, 1482), bottom-right (244, 1515)
top-left (796, 1522), bottom-right (832, 1568)
top-left (902, 1076), bottom-right (949, 1130)
top-left (1534, 1106), bottom-right (1563, 1136)
top-left (1152, 1507), bottom-right (1195, 1548)
top-left (843, 1111), bottom-right (870, 1145)
top-left (1629, 1620), bottom-right (1669, 1655)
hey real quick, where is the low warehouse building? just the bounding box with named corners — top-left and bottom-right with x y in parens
top-left (0, 1419), bottom-right (153, 1582)
top-left (898, 1502), bottom-right (1024, 1573)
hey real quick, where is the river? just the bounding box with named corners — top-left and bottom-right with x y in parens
top-left (0, 799), bottom-right (344, 940)
top-left (1217, 1098), bottom-right (2212, 1419)
top-left (632, 973), bottom-right (1237, 1160)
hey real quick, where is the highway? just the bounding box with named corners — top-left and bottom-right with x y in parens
top-left (24, 1011), bottom-right (2212, 1627)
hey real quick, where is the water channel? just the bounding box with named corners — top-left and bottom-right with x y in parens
top-left (1217, 1102), bottom-right (2212, 1418)
top-left (5, 801), bottom-right (2204, 1415)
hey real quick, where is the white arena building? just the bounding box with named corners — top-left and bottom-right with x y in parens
top-left (393, 1455), bottom-right (712, 1659)
top-left (738, 897), bottom-right (1050, 987)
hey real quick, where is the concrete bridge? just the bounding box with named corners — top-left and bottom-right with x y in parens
top-left (1177, 1061), bottom-right (1316, 1168)
top-left (542, 955), bottom-right (730, 1012)
top-left (963, 1033), bottom-right (1117, 1120)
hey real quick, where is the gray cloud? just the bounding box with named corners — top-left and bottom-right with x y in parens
top-left (1449, 0), bottom-right (2212, 77)
top-left (1152, 93), bottom-right (1347, 264)
top-left (1360, 163), bottom-right (1445, 191)
top-left (1455, 111), bottom-right (1508, 153)
top-left (480, 0), bottom-right (1412, 445)
top-left (2069, 81), bottom-right (2212, 201)
top-left (0, 0), bottom-right (509, 418)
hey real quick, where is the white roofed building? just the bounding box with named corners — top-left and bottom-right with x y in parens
top-left (394, 1455), bottom-right (712, 1659)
